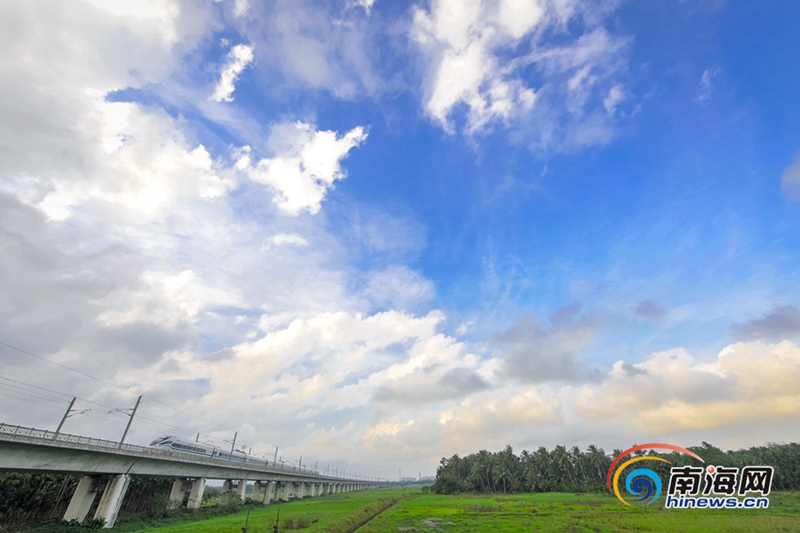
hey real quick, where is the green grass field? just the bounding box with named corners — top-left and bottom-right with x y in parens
top-left (358, 491), bottom-right (800, 533)
top-left (28, 489), bottom-right (800, 533)
top-left (115, 488), bottom-right (411, 533)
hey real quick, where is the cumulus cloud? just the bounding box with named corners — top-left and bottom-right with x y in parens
top-left (781, 150), bottom-right (800, 202)
top-left (0, 0), bottom-right (381, 449)
top-left (363, 266), bottom-right (435, 310)
top-left (492, 306), bottom-right (599, 383)
top-left (185, 309), bottom-right (494, 452)
top-left (212, 43), bottom-right (255, 102)
top-left (374, 366), bottom-right (489, 405)
top-left (574, 341), bottom-right (800, 434)
top-left (412, 0), bottom-right (631, 142)
top-left (241, 121), bottom-right (368, 215)
top-left (732, 305), bottom-right (800, 341)
top-left (412, 0), bottom-right (540, 133)
top-left (249, 0), bottom-right (384, 99)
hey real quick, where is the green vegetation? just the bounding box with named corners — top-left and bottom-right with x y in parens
top-left (14, 488), bottom-right (800, 532)
top-left (432, 442), bottom-right (800, 494)
top-left (20, 488), bottom-right (413, 533)
top-left (1, 474), bottom-right (174, 532)
top-left (358, 491), bottom-right (800, 533)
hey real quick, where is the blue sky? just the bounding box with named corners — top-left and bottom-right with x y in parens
top-left (1, 0), bottom-right (799, 479)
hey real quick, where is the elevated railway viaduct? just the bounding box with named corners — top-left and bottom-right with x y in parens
top-left (0, 424), bottom-right (377, 528)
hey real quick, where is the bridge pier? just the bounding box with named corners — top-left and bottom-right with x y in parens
top-left (235, 479), bottom-right (247, 501)
top-left (253, 481), bottom-right (275, 505)
top-left (63, 476), bottom-right (98, 523)
top-left (221, 479), bottom-right (247, 504)
top-left (168, 479), bottom-right (189, 509)
top-left (264, 481), bottom-right (274, 504)
top-left (64, 474), bottom-right (130, 528)
top-left (186, 477), bottom-right (206, 509)
top-left (94, 474), bottom-right (130, 528)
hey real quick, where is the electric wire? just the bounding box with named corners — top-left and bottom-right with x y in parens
top-left (1, 343), bottom-right (352, 476)
top-left (0, 376), bottom-right (73, 402)
top-left (0, 375), bottom-right (201, 439)
top-left (0, 384), bottom-right (70, 407)
top-left (0, 390), bottom-right (66, 410)
top-left (0, 340), bottom-right (269, 445)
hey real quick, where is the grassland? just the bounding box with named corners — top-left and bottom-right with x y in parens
top-left (358, 491), bottom-right (800, 533)
top-left (25, 489), bottom-right (800, 532)
top-left (115, 488), bottom-right (409, 533)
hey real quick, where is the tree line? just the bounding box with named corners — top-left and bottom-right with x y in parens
top-left (432, 442), bottom-right (800, 494)
top-left (0, 473), bottom-right (171, 530)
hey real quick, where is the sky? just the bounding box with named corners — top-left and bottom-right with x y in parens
top-left (1, 0), bottom-right (799, 480)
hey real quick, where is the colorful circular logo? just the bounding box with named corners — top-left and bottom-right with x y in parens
top-left (607, 443), bottom-right (704, 506)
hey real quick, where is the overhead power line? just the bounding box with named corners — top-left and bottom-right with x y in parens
top-left (0, 340), bottom-right (273, 450)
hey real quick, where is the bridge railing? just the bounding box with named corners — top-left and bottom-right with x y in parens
top-left (0, 423), bottom-right (146, 453)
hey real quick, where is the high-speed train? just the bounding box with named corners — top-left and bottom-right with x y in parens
top-left (149, 435), bottom-right (249, 461)
top-left (148, 435), bottom-right (317, 474)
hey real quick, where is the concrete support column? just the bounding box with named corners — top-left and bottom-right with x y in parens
top-left (186, 478), bottom-right (206, 509)
top-left (220, 480), bottom-right (232, 505)
top-left (310, 483), bottom-right (316, 497)
top-left (235, 479), bottom-right (247, 502)
top-left (252, 481), bottom-right (263, 503)
top-left (168, 479), bottom-right (190, 509)
top-left (298, 482), bottom-right (306, 498)
top-left (264, 481), bottom-right (274, 505)
top-left (94, 474), bottom-right (130, 528)
top-left (282, 481), bottom-right (291, 501)
top-left (64, 476), bottom-right (98, 523)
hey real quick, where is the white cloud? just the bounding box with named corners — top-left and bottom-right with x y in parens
top-left (412, 0), bottom-right (630, 145)
top-left (212, 43), bottom-right (255, 102)
top-left (247, 0), bottom-right (384, 99)
top-left (347, 0), bottom-right (376, 15)
top-left (263, 233), bottom-right (310, 251)
top-left (574, 341), bottom-right (800, 434)
top-left (363, 266), bottom-right (435, 310)
top-left (4, 0), bottom-right (797, 481)
top-left (781, 150), bottom-right (800, 202)
top-left (698, 67), bottom-right (721, 102)
top-left (603, 84), bottom-right (625, 116)
top-left (412, 0), bottom-right (541, 133)
top-left (242, 121), bottom-right (368, 215)
top-left (233, 0), bottom-right (249, 17)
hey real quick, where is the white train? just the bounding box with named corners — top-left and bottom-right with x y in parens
top-left (148, 435), bottom-right (318, 474)
top-left (148, 435), bottom-right (248, 461)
